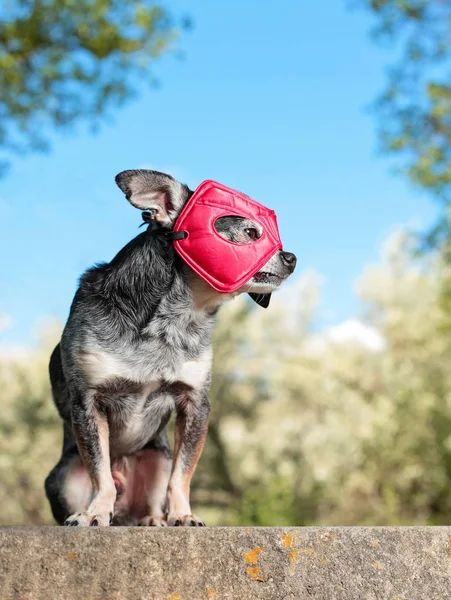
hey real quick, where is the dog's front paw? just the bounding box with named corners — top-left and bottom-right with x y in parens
top-left (167, 514), bottom-right (205, 527)
top-left (64, 511), bottom-right (112, 527)
top-left (139, 515), bottom-right (168, 527)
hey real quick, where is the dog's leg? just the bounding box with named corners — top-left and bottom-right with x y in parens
top-left (166, 394), bottom-right (210, 526)
top-left (107, 442), bottom-right (173, 526)
top-left (132, 436), bottom-right (173, 527)
top-left (45, 423), bottom-right (93, 524)
top-left (136, 449), bottom-right (172, 527)
top-left (64, 390), bottom-right (116, 527)
top-left (47, 454), bottom-right (93, 521)
top-left (45, 437), bottom-right (91, 525)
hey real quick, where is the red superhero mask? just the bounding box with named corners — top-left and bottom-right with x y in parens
top-left (169, 180), bottom-right (282, 294)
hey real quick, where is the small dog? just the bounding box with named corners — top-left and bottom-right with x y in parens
top-left (45, 170), bottom-right (296, 526)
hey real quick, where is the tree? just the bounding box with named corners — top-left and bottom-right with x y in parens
top-left (359, 0), bottom-right (451, 247)
top-left (0, 321), bottom-right (62, 525)
top-left (5, 235), bottom-right (451, 526)
top-left (198, 236), bottom-right (451, 526)
top-left (0, 0), bottom-right (185, 174)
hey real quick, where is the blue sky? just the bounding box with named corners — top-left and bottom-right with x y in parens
top-left (0, 0), bottom-right (437, 346)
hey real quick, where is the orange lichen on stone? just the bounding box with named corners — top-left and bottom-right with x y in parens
top-left (67, 553), bottom-right (77, 561)
top-left (244, 547), bottom-right (264, 581)
top-left (245, 567), bottom-right (263, 581)
top-left (370, 539), bottom-right (379, 548)
top-left (167, 594), bottom-right (181, 600)
top-left (244, 547), bottom-right (262, 565)
top-left (207, 590), bottom-right (215, 599)
top-left (288, 548), bottom-right (299, 565)
top-left (281, 532), bottom-right (294, 548)
top-left (372, 561), bottom-right (384, 571)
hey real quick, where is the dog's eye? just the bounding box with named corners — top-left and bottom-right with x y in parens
top-left (245, 228), bottom-right (258, 241)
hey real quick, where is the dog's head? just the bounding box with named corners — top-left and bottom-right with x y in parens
top-left (115, 169), bottom-right (296, 307)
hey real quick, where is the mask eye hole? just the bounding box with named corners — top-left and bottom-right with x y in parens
top-left (245, 228), bottom-right (258, 241)
top-left (214, 215), bottom-right (262, 244)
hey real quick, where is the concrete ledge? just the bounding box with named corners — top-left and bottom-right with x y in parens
top-left (1, 527), bottom-right (451, 599)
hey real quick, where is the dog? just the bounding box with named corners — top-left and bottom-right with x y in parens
top-left (45, 169), bottom-right (297, 526)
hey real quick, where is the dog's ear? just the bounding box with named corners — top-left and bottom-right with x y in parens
top-left (248, 293), bottom-right (271, 308)
top-left (115, 169), bottom-right (190, 226)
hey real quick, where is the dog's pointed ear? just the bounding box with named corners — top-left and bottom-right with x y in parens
top-left (248, 293), bottom-right (271, 308)
top-left (115, 169), bottom-right (190, 226)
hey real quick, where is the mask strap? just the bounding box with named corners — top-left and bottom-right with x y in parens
top-left (139, 212), bottom-right (188, 241)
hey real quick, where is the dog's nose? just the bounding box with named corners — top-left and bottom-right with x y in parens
top-left (280, 251), bottom-right (297, 272)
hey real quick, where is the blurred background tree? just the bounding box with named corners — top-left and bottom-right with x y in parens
top-left (0, 321), bottom-right (61, 524)
top-left (359, 0), bottom-right (451, 248)
top-left (4, 0), bottom-right (451, 527)
top-left (5, 234), bottom-right (451, 525)
top-left (198, 235), bottom-right (451, 525)
top-left (0, 0), bottom-right (185, 174)
top-left (359, 1), bottom-right (451, 341)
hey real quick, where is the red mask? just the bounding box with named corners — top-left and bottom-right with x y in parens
top-left (171, 180), bottom-right (282, 294)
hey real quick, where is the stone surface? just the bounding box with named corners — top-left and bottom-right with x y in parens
top-left (1, 527), bottom-right (451, 599)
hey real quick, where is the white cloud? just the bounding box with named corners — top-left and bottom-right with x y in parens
top-left (326, 319), bottom-right (385, 352)
top-left (0, 314), bottom-right (29, 359)
top-left (0, 313), bottom-right (13, 334)
top-left (0, 344), bottom-right (32, 360)
top-left (306, 319), bottom-right (385, 355)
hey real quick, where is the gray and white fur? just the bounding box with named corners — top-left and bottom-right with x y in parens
top-left (45, 169), bottom-right (296, 527)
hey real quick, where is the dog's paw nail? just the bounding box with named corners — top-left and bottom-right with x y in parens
top-left (66, 520), bottom-right (79, 527)
top-left (90, 518), bottom-right (99, 527)
top-left (199, 522), bottom-right (205, 526)
top-left (174, 520), bottom-right (181, 526)
top-left (190, 519), bottom-right (196, 526)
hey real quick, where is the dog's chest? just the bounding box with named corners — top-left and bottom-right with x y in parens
top-left (82, 342), bottom-right (212, 455)
top-left (107, 381), bottom-right (172, 456)
top-left (75, 307), bottom-right (214, 454)
top-left (81, 306), bottom-right (214, 385)
top-left (80, 337), bottom-right (212, 388)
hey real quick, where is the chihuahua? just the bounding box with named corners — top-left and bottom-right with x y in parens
top-left (45, 170), bottom-right (296, 526)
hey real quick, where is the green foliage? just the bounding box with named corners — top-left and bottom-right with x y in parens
top-left (3, 235), bottom-right (451, 525)
top-left (197, 235), bottom-right (451, 525)
top-left (0, 323), bottom-right (62, 524)
top-left (359, 0), bottom-right (451, 244)
top-left (0, 0), bottom-right (182, 173)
